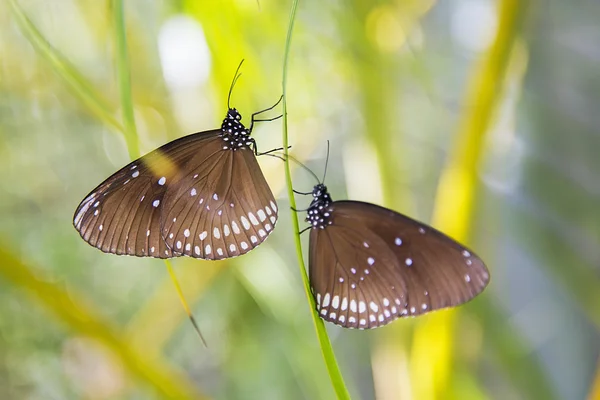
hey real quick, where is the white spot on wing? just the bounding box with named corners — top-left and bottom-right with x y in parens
top-left (132, 171), bottom-right (139, 178)
top-left (223, 224), bottom-right (230, 236)
top-left (158, 177), bottom-right (166, 185)
top-left (323, 293), bottom-right (331, 307)
top-left (359, 301), bottom-right (366, 313)
top-left (395, 237), bottom-right (402, 246)
top-left (241, 216), bottom-right (251, 230)
top-left (213, 227), bottom-right (221, 239)
top-left (190, 188), bottom-right (197, 196)
top-left (248, 212), bottom-right (259, 226)
top-left (332, 295), bottom-right (340, 309)
top-left (405, 258), bottom-right (413, 266)
top-left (367, 257), bottom-right (375, 265)
top-left (152, 199), bottom-right (160, 207)
top-left (205, 244), bottom-right (212, 255)
top-left (194, 246), bottom-right (200, 256)
top-left (270, 200), bottom-right (277, 212)
top-left (184, 229), bottom-right (190, 237)
top-left (257, 209), bottom-right (267, 222)
top-left (199, 231), bottom-right (207, 240)
top-left (231, 221), bottom-right (241, 234)
top-left (240, 241), bottom-right (248, 250)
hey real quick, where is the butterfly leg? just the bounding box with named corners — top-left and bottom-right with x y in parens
top-left (257, 146), bottom-right (291, 157)
top-left (291, 206), bottom-right (309, 212)
top-left (249, 95), bottom-right (283, 131)
top-left (293, 189), bottom-right (312, 195)
top-left (252, 95), bottom-right (283, 118)
top-left (298, 226), bottom-right (311, 235)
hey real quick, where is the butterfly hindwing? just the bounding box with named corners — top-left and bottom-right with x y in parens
top-left (310, 222), bottom-right (409, 329)
top-left (160, 145), bottom-right (279, 260)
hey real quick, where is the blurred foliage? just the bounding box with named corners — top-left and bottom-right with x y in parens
top-left (1, 0), bottom-right (599, 399)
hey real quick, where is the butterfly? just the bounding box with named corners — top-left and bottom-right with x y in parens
top-left (295, 161), bottom-right (490, 329)
top-left (73, 66), bottom-right (281, 261)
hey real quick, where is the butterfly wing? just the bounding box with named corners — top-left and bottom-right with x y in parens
top-left (309, 201), bottom-right (489, 329)
top-left (73, 130), bottom-right (221, 258)
top-left (160, 146), bottom-right (278, 260)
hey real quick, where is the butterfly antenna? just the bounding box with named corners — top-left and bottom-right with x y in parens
top-left (321, 140), bottom-right (330, 184)
top-left (165, 260), bottom-right (208, 347)
top-left (286, 153), bottom-right (320, 183)
top-left (228, 59), bottom-right (245, 109)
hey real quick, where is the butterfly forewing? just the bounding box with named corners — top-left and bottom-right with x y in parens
top-left (309, 200), bottom-right (489, 329)
top-left (310, 224), bottom-right (409, 329)
top-left (73, 130), bottom-right (221, 257)
top-left (160, 145), bottom-right (278, 260)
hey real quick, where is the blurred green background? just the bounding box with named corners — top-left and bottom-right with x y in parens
top-left (1, 0), bottom-right (599, 399)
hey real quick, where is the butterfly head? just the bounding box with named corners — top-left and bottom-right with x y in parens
top-left (221, 108), bottom-right (254, 151)
top-left (306, 184), bottom-right (333, 229)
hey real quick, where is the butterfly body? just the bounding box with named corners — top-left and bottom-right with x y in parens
top-left (305, 184), bottom-right (489, 329)
top-left (74, 108), bottom-right (278, 260)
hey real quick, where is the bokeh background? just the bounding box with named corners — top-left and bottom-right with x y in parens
top-left (1, 0), bottom-right (599, 399)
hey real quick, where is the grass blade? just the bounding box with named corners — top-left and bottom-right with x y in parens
top-left (0, 245), bottom-right (206, 399)
top-left (9, 0), bottom-right (124, 134)
top-left (410, 1), bottom-right (546, 399)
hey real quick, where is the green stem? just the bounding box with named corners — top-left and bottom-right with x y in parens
top-left (281, 1), bottom-right (350, 399)
top-left (112, 0), bottom-right (140, 159)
